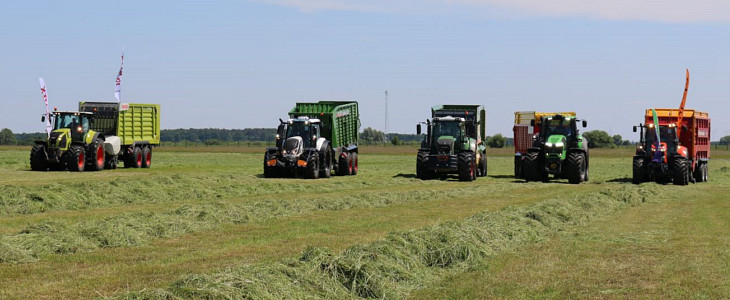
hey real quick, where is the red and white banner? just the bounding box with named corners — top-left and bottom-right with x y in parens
top-left (38, 78), bottom-right (52, 137)
top-left (114, 49), bottom-right (124, 103)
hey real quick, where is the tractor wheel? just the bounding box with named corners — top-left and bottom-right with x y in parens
top-left (478, 152), bottom-right (487, 177)
top-left (338, 154), bottom-right (351, 176)
top-left (514, 156), bottom-right (521, 178)
top-left (30, 144), bottom-right (48, 171)
top-left (319, 147), bottom-right (332, 178)
top-left (132, 147), bottom-right (143, 168)
top-left (351, 152), bottom-right (358, 175)
top-left (306, 154), bottom-right (319, 179)
top-left (416, 151), bottom-right (430, 180)
top-left (566, 152), bottom-right (586, 184)
top-left (66, 145), bottom-right (86, 172)
top-left (141, 147), bottom-right (152, 168)
top-left (263, 151), bottom-right (276, 178)
top-left (458, 152), bottom-right (475, 182)
top-left (522, 152), bottom-right (541, 182)
top-left (632, 157), bottom-right (646, 184)
top-left (672, 156), bottom-right (689, 186)
top-left (87, 139), bottom-right (105, 171)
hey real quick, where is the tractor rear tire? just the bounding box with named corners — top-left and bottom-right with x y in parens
top-left (319, 147), bottom-right (332, 178)
top-left (306, 155), bottom-right (319, 179)
top-left (66, 145), bottom-right (85, 172)
top-left (672, 156), bottom-right (689, 186)
top-left (478, 152), bottom-right (487, 177)
top-left (87, 139), bottom-right (105, 171)
top-left (522, 152), bottom-right (541, 182)
top-left (566, 152), bottom-right (586, 184)
top-left (142, 147), bottom-right (152, 168)
top-left (30, 144), bottom-right (48, 171)
top-left (632, 157), bottom-right (646, 184)
top-left (458, 152), bottom-right (475, 182)
top-left (416, 151), bottom-right (431, 180)
top-left (350, 152), bottom-right (358, 175)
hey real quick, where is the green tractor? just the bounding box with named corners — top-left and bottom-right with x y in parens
top-left (30, 110), bottom-right (106, 172)
top-left (416, 105), bottom-right (487, 181)
top-left (522, 114), bottom-right (589, 184)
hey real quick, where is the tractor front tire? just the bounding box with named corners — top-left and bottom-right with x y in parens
top-left (632, 157), bottom-right (646, 184)
top-left (30, 144), bottom-right (48, 171)
top-left (66, 145), bottom-right (86, 172)
top-left (319, 147), bottom-right (332, 178)
top-left (566, 152), bottom-right (586, 184)
top-left (672, 156), bottom-right (689, 186)
top-left (416, 151), bottom-right (431, 180)
top-left (458, 152), bottom-right (475, 182)
top-left (306, 155), bottom-right (319, 179)
top-left (87, 139), bottom-right (105, 171)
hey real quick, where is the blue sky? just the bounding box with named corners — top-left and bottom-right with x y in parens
top-left (2, 0), bottom-right (729, 140)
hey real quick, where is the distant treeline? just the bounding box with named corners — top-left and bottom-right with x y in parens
top-left (161, 128), bottom-right (276, 143)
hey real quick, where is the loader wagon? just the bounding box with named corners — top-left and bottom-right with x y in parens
top-left (80, 102), bottom-right (161, 169)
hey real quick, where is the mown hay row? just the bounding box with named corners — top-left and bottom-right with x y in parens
top-left (0, 184), bottom-right (517, 264)
top-left (116, 184), bottom-right (662, 299)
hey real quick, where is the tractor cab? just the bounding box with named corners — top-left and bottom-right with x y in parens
top-left (276, 117), bottom-right (322, 157)
top-left (51, 111), bottom-right (93, 140)
top-left (533, 115), bottom-right (585, 160)
top-left (635, 122), bottom-right (681, 163)
top-left (430, 116), bottom-right (466, 154)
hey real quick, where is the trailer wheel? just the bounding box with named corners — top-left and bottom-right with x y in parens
top-left (306, 154), bottom-right (319, 179)
top-left (458, 151), bottom-right (475, 182)
top-left (30, 144), bottom-right (48, 171)
top-left (132, 147), bottom-right (143, 168)
top-left (141, 147), bottom-right (152, 168)
top-left (86, 139), bottom-right (105, 171)
top-left (66, 145), bottom-right (85, 172)
top-left (523, 152), bottom-right (541, 182)
top-left (672, 156), bottom-right (689, 186)
top-left (632, 157), bottom-right (646, 184)
top-left (703, 163), bottom-right (708, 182)
top-left (566, 152), bottom-right (585, 184)
top-left (337, 154), bottom-right (350, 176)
top-left (351, 152), bottom-right (358, 175)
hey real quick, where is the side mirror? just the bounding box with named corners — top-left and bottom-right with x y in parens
top-left (417, 124), bottom-right (422, 135)
top-left (582, 120), bottom-right (587, 128)
top-left (41, 115), bottom-right (45, 122)
top-left (530, 120), bottom-right (535, 127)
top-left (633, 126), bottom-right (637, 133)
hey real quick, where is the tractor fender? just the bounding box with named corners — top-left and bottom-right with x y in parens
top-left (677, 145), bottom-right (689, 158)
top-left (315, 138), bottom-right (327, 152)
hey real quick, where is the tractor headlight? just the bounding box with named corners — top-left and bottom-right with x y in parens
top-left (555, 142), bottom-right (564, 148)
top-left (77, 126), bottom-right (83, 133)
top-left (545, 142), bottom-right (553, 147)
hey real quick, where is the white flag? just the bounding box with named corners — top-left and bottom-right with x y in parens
top-left (38, 78), bottom-right (52, 137)
top-left (114, 49), bottom-right (124, 102)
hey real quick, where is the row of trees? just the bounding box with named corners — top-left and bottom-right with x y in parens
top-left (3, 127), bottom-right (730, 148)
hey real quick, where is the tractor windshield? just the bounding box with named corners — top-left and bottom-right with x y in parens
top-left (545, 118), bottom-right (573, 137)
top-left (433, 121), bottom-right (461, 142)
top-left (645, 126), bottom-right (677, 145)
top-left (286, 122), bottom-right (314, 147)
top-left (54, 114), bottom-right (89, 132)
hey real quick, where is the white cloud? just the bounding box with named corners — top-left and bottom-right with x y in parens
top-left (251, 0), bottom-right (730, 23)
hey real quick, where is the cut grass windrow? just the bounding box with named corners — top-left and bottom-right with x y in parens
top-left (0, 182), bottom-right (525, 264)
top-left (115, 184), bottom-right (664, 299)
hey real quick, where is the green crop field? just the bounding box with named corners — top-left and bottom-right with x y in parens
top-left (0, 145), bottom-right (728, 299)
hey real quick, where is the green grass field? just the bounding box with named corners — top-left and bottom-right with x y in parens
top-left (0, 145), bottom-right (728, 299)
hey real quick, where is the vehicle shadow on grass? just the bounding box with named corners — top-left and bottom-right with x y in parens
top-left (606, 177), bottom-right (633, 183)
top-left (393, 173), bottom-right (417, 178)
